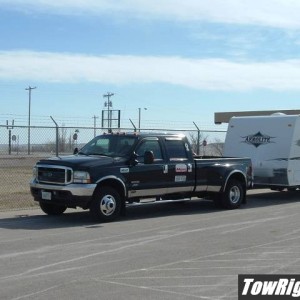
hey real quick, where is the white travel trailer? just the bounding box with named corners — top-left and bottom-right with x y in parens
top-left (223, 114), bottom-right (300, 190)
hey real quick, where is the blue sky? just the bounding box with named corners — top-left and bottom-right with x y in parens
top-left (1, 0), bottom-right (300, 131)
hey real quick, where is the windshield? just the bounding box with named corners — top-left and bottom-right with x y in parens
top-left (78, 135), bottom-right (137, 157)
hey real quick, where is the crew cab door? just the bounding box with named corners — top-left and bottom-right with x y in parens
top-left (163, 137), bottom-right (195, 194)
top-left (128, 138), bottom-right (168, 198)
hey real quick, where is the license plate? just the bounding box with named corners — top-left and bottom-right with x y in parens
top-left (42, 191), bottom-right (52, 200)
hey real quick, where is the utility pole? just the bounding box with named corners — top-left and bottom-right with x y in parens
top-left (25, 86), bottom-right (37, 155)
top-left (92, 115), bottom-right (99, 137)
top-left (103, 92), bottom-right (114, 132)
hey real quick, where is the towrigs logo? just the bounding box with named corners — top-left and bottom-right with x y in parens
top-left (239, 275), bottom-right (300, 299)
top-left (242, 131), bottom-right (275, 148)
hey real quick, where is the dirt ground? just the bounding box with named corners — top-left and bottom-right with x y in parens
top-left (0, 156), bottom-right (46, 210)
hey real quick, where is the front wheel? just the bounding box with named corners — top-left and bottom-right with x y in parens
top-left (39, 202), bottom-right (67, 215)
top-left (221, 179), bottom-right (244, 209)
top-left (90, 187), bottom-right (122, 222)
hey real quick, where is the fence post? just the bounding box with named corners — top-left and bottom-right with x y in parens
top-left (129, 119), bottom-right (137, 133)
top-left (6, 120), bottom-right (14, 155)
top-left (8, 129), bottom-right (12, 155)
top-left (50, 116), bottom-right (59, 157)
top-left (193, 122), bottom-right (200, 155)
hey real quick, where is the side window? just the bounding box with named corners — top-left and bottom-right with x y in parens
top-left (165, 139), bottom-right (188, 161)
top-left (116, 137), bottom-right (135, 155)
top-left (135, 140), bottom-right (163, 162)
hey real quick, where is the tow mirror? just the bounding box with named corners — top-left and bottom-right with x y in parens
top-left (130, 152), bottom-right (139, 166)
top-left (144, 151), bottom-right (154, 164)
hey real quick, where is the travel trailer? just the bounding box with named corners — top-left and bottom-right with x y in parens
top-left (223, 113), bottom-right (300, 190)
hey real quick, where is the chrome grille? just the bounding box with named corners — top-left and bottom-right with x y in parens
top-left (37, 165), bottom-right (73, 184)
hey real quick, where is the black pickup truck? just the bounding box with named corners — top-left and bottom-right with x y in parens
top-left (30, 133), bottom-right (253, 221)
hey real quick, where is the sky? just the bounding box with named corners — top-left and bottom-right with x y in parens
top-left (1, 0), bottom-right (300, 132)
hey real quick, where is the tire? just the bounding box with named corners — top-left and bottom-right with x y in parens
top-left (90, 187), bottom-right (122, 222)
top-left (39, 202), bottom-right (67, 215)
top-left (221, 179), bottom-right (244, 209)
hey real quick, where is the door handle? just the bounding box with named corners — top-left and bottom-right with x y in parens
top-left (163, 165), bottom-right (168, 174)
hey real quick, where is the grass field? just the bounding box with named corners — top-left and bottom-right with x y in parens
top-left (0, 156), bottom-right (45, 210)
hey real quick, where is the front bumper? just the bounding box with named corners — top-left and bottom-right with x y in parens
top-left (30, 180), bottom-right (97, 209)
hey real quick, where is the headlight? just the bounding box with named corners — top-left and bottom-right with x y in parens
top-left (73, 171), bottom-right (91, 184)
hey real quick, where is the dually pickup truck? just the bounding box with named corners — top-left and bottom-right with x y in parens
top-left (30, 133), bottom-right (253, 221)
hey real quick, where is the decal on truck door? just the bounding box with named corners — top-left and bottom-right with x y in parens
top-left (120, 168), bottom-right (130, 173)
top-left (175, 164), bottom-right (187, 173)
top-left (242, 131), bottom-right (276, 148)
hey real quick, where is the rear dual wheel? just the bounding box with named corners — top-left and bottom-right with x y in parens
top-left (221, 179), bottom-right (244, 209)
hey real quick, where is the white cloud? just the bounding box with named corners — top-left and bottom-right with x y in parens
top-left (1, 0), bottom-right (300, 29)
top-left (1, 50), bottom-right (300, 91)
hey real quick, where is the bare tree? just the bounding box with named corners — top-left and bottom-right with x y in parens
top-left (208, 138), bottom-right (224, 156)
top-left (188, 132), bottom-right (209, 155)
top-left (58, 125), bottom-right (68, 152)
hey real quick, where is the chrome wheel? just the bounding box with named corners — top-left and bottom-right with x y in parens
top-left (100, 195), bottom-right (116, 216)
top-left (221, 179), bottom-right (244, 209)
top-left (90, 187), bottom-right (122, 222)
top-left (229, 185), bottom-right (241, 204)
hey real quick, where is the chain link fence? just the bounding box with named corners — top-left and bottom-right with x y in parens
top-left (0, 124), bottom-right (226, 211)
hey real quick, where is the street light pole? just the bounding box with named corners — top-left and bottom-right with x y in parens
top-left (138, 107), bottom-right (147, 132)
top-left (92, 115), bottom-right (99, 137)
top-left (25, 86), bottom-right (36, 155)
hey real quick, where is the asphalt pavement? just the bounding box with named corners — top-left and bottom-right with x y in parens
top-left (1, 189), bottom-right (300, 300)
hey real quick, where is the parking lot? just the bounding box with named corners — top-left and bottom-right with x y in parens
top-left (1, 189), bottom-right (300, 300)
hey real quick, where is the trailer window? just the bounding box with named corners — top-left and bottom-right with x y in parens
top-left (165, 139), bottom-right (188, 161)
